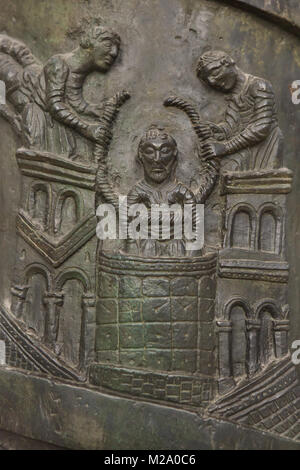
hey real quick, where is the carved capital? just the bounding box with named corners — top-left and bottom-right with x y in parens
top-left (43, 292), bottom-right (64, 307)
top-left (11, 284), bottom-right (30, 319)
top-left (246, 319), bottom-right (261, 331)
top-left (11, 284), bottom-right (29, 300)
top-left (273, 320), bottom-right (290, 332)
top-left (216, 320), bottom-right (232, 332)
top-left (81, 293), bottom-right (96, 309)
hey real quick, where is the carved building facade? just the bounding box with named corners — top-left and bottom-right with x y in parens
top-left (0, 1), bottom-right (299, 449)
top-left (10, 148), bottom-right (97, 370)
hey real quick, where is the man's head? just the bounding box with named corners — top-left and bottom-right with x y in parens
top-left (80, 24), bottom-right (120, 72)
top-left (197, 50), bottom-right (237, 92)
top-left (138, 126), bottom-right (178, 184)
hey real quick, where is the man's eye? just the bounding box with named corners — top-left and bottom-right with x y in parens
top-left (143, 147), bottom-right (155, 155)
top-left (102, 40), bottom-right (112, 48)
top-left (161, 146), bottom-right (171, 153)
top-left (210, 69), bottom-right (221, 79)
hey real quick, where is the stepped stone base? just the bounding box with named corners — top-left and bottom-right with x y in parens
top-left (0, 367), bottom-right (299, 450)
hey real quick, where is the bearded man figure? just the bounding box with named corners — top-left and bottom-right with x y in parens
top-left (125, 125), bottom-right (198, 257)
top-left (96, 125), bottom-right (216, 258)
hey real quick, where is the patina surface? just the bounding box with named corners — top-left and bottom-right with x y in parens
top-left (0, 0), bottom-right (299, 450)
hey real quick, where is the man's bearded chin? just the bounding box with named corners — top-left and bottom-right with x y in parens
top-left (149, 169), bottom-right (169, 183)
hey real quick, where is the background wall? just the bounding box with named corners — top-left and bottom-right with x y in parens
top-left (0, 0), bottom-right (299, 368)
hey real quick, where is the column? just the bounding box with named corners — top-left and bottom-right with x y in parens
top-left (10, 284), bottom-right (29, 319)
top-left (246, 319), bottom-right (260, 377)
top-left (216, 320), bottom-right (235, 394)
top-left (273, 320), bottom-right (290, 358)
top-left (43, 292), bottom-right (64, 351)
top-left (80, 294), bottom-right (96, 369)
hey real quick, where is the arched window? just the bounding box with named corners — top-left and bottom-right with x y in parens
top-left (259, 211), bottom-right (276, 252)
top-left (258, 205), bottom-right (283, 254)
top-left (24, 264), bottom-right (51, 340)
top-left (54, 190), bottom-right (82, 235)
top-left (230, 305), bottom-right (247, 379)
top-left (227, 204), bottom-right (256, 250)
top-left (56, 278), bottom-right (85, 367)
top-left (231, 211), bottom-right (251, 248)
top-left (258, 309), bottom-right (275, 366)
top-left (55, 269), bottom-right (90, 368)
top-left (224, 298), bottom-right (252, 381)
top-left (28, 183), bottom-right (51, 231)
top-left (256, 301), bottom-right (281, 367)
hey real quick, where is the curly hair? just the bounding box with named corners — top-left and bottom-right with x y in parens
top-left (80, 22), bottom-right (120, 50)
top-left (139, 124), bottom-right (177, 147)
top-left (137, 125), bottom-right (178, 166)
top-left (196, 50), bottom-right (235, 79)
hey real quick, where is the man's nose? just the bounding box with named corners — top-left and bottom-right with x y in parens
top-left (154, 150), bottom-right (161, 162)
top-left (111, 45), bottom-right (118, 58)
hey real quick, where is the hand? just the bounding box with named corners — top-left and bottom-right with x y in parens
top-left (85, 104), bottom-right (103, 119)
top-left (115, 90), bottom-right (131, 106)
top-left (85, 124), bottom-right (112, 146)
top-left (200, 141), bottom-right (227, 159)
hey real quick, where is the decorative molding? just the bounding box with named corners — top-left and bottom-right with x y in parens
top-left (221, 169), bottom-right (293, 195)
top-left (17, 210), bottom-right (97, 267)
top-left (16, 148), bottom-right (97, 190)
top-left (98, 251), bottom-right (218, 277)
top-left (219, 257), bottom-right (289, 283)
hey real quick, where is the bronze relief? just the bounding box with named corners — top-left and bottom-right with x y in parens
top-left (0, 2), bottom-right (299, 450)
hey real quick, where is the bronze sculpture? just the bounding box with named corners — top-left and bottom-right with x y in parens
top-left (196, 50), bottom-right (283, 170)
top-left (0, 3), bottom-right (299, 450)
top-left (0, 21), bottom-right (120, 159)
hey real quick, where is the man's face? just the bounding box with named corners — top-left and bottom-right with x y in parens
top-left (93, 37), bottom-right (119, 71)
top-left (203, 62), bottom-right (237, 92)
top-left (139, 136), bottom-right (177, 184)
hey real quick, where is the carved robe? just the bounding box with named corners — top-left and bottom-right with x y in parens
top-left (125, 179), bottom-right (199, 258)
top-left (213, 74), bottom-right (283, 170)
top-left (22, 55), bottom-right (93, 160)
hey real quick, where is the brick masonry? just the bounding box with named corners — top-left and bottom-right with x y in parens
top-left (96, 267), bottom-right (217, 376)
top-left (89, 363), bottom-right (216, 408)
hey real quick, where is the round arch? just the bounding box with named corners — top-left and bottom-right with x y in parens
top-left (55, 268), bottom-right (91, 293)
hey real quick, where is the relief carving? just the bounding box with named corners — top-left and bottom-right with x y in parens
top-left (195, 50), bottom-right (283, 171)
top-left (0, 13), bottom-right (298, 447)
